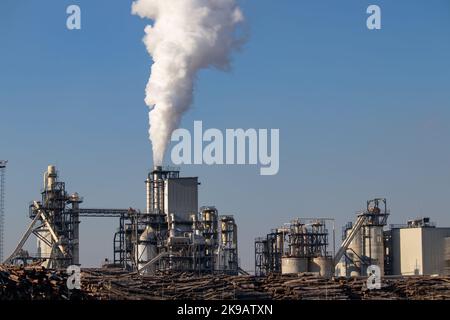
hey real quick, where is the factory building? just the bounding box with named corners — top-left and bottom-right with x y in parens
top-left (384, 218), bottom-right (450, 276)
top-left (4, 165), bottom-right (240, 275)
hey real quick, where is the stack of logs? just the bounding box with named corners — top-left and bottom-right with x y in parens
top-left (0, 265), bottom-right (86, 300)
top-left (1, 265), bottom-right (450, 300)
top-left (81, 269), bottom-right (450, 300)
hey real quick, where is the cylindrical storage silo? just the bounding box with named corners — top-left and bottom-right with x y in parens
top-left (308, 257), bottom-right (333, 277)
top-left (137, 226), bottom-right (157, 274)
top-left (364, 226), bottom-right (384, 276)
top-left (281, 257), bottom-right (308, 274)
top-left (347, 228), bottom-right (363, 276)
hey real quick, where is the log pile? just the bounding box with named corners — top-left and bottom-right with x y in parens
top-left (0, 265), bottom-right (86, 300)
top-left (80, 269), bottom-right (450, 300)
top-left (1, 265), bottom-right (450, 300)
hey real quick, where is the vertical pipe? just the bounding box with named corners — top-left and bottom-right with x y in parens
top-left (47, 165), bottom-right (56, 191)
top-left (145, 177), bottom-right (151, 213)
top-left (71, 195), bottom-right (80, 265)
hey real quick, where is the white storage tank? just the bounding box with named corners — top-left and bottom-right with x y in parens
top-left (309, 257), bottom-right (333, 277)
top-left (137, 226), bottom-right (157, 274)
top-left (347, 227), bottom-right (363, 276)
top-left (281, 257), bottom-right (308, 274)
top-left (364, 226), bottom-right (385, 276)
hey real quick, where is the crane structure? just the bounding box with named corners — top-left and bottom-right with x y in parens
top-left (0, 160), bottom-right (7, 262)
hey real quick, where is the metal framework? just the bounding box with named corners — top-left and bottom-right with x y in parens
top-left (0, 160), bottom-right (7, 262)
top-left (146, 166), bottom-right (179, 214)
top-left (218, 215), bottom-right (239, 274)
top-left (255, 218), bottom-right (334, 276)
top-left (254, 237), bottom-right (267, 277)
top-left (337, 198), bottom-right (389, 276)
top-left (4, 167), bottom-right (82, 268)
top-left (287, 219), bottom-right (329, 258)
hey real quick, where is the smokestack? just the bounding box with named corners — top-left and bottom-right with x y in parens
top-left (146, 165), bottom-right (165, 214)
top-left (45, 165), bottom-right (57, 191)
top-left (132, 0), bottom-right (246, 165)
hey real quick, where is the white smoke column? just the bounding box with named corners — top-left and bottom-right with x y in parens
top-left (132, 0), bottom-right (245, 165)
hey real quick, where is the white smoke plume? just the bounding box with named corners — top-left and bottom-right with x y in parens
top-left (132, 0), bottom-right (245, 166)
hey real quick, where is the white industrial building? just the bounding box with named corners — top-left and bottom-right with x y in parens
top-left (386, 218), bottom-right (450, 276)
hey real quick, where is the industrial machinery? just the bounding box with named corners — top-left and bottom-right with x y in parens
top-left (0, 160), bottom-right (7, 262)
top-left (4, 165), bottom-right (240, 275)
top-left (134, 166), bottom-right (239, 274)
top-left (335, 198), bottom-right (389, 277)
top-left (255, 218), bottom-right (335, 277)
top-left (4, 165), bottom-right (82, 268)
top-left (255, 199), bottom-right (389, 278)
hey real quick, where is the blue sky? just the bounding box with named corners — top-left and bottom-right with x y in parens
top-left (1, 0), bottom-right (449, 271)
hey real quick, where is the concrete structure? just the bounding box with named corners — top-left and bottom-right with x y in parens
top-left (387, 218), bottom-right (450, 276)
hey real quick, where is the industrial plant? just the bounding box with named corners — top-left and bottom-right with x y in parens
top-left (2, 165), bottom-right (239, 275)
top-left (1, 163), bottom-right (450, 300)
top-left (256, 198), bottom-right (450, 278)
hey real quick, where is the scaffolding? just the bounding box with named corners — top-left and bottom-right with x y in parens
top-left (254, 237), bottom-right (267, 277)
top-left (287, 219), bottom-right (329, 258)
top-left (255, 218), bottom-right (334, 276)
top-left (218, 215), bottom-right (239, 274)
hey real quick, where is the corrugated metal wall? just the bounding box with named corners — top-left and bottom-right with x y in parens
top-left (165, 177), bottom-right (198, 221)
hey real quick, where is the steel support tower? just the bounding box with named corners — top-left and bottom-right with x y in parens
top-left (0, 160), bottom-right (7, 262)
